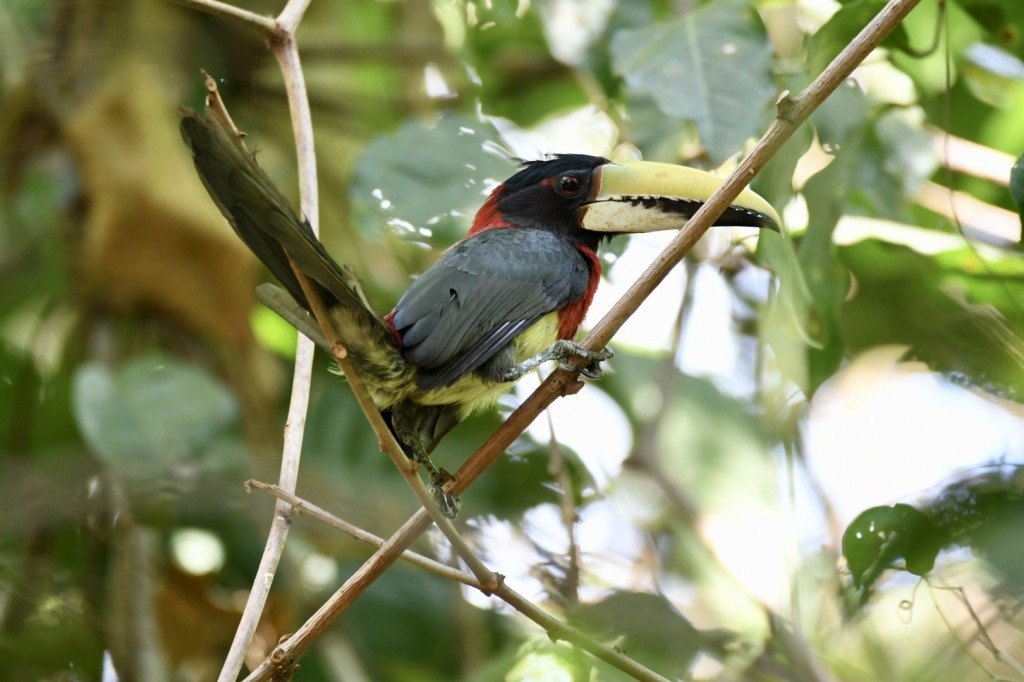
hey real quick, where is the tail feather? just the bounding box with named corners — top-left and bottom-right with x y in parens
top-left (180, 107), bottom-right (404, 397)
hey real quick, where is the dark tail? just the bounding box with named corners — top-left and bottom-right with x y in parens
top-left (179, 107), bottom-right (404, 391)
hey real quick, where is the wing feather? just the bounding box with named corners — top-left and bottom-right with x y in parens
top-left (389, 229), bottom-right (592, 389)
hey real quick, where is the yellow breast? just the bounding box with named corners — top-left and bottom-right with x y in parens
top-left (417, 312), bottom-right (562, 419)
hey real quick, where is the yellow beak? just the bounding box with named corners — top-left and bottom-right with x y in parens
top-left (582, 161), bottom-right (781, 233)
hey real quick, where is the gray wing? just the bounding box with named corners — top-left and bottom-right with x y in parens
top-left (389, 229), bottom-right (592, 390)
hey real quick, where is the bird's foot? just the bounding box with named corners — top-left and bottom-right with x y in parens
top-left (500, 340), bottom-right (614, 382)
top-left (426, 467), bottom-right (462, 519)
top-left (405, 446), bottom-right (461, 518)
top-left (554, 340), bottom-right (613, 379)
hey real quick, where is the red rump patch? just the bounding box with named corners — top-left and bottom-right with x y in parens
top-left (383, 310), bottom-right (403, 345)
top-left (557, 245), bottom-right (602, 340)
top-left (468, 184), bottom-right (510, 236)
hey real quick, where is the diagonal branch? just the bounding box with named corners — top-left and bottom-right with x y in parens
top-left (170, 0), bottom-right (278, 34)
top-left (246, 482), bottom-right (674, 682)
top-left (246, 480), bottom-right (483, 587)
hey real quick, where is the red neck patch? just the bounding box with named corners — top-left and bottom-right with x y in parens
top-left (556, 245), bottom-right (602, 340)
top-left (467, 184), bottom-right (510, 236)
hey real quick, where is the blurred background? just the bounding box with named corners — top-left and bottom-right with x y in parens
top-left (1, 0), bottom-right (1023, 680)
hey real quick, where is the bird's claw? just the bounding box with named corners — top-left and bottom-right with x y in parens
top-left (555, 341), bottom-right (614, 380)
top-left (397, 437), bottom-right (462, 518)
top-left (427, 468), bottom-right (461, 518)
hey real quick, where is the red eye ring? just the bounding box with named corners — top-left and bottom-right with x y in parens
top-left (556, 173), bottom-right (583, 197)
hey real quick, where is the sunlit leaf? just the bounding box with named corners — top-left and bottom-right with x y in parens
top-left (838, 221), bottom-right (1024, 399)
top-left (609, 0), bottom-right (775, 163)
top-left (1011, 149), bottom-right (1024, 245)
top-left (571, 591), bottom-right (714, 676)
top-left (928, 464), bottom-right (1024, 588)
top-left (962, 43), bottom-right (1024, 108)
top-left (350, 113), bottom-right (516, 245)
top-left (842, 503), bottom-right (943, 592)
top-left (799, 146), bottom-right (859, 391)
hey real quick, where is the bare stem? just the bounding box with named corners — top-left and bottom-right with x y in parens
top-left (245, 483), bottom-right (672, 682)
top-left (546, 416), bottom-right (580, 607)
top-left (202, 3), bottom-right (318, 678)
top-left (276, 0), bottom-right (312, 35)
top-left (170, 0), bottom-right (277, 33)
top-left (246, 480), bottom-right (482, 587)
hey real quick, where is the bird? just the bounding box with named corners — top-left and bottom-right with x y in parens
top-left (180, 106), bottom-right (779, 514)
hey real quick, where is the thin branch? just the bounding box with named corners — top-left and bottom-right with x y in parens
top-left (546, 415), bottom-right (581, 608)
top-left (273, 16), bottom-right (516, 643)
top-left (182, 10), bottom-right (505, 680)
top-left (246, 480), bottom-right (482, 587)
top-left (206, 1), bottom-right (318, 677)
top-left (276, 0), bottom-right (312, 35)
top-left (249, 37), bottom-right (510, 679)
top-left (245, 483), bottom-right (673, 682)
top-left (494, 585), bottom-right (672, 682)
top-left (170, 0), bottom-right (277, 34)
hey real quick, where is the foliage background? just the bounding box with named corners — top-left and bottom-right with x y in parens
top-left (1, 0), bottom-right (1023, 680)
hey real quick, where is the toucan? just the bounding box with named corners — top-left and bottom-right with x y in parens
top-left (180, 107), bottom-right (779, 511)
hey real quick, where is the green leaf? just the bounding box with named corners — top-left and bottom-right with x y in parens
top-left (462, 442), bottom-right (572, 518)
top-left (929, 466), bottom-right (1024, 588)
top-left (73, 355), bottom-right (236, 466)
top-left (609, 0), bottom-right (775, 163)
top-left (810, 79), bottom-right (868, 154)
top-left (342, 563), bottom-right (475, 681)
top-left (962, 43), bottom-right (1024, 108)
top-left (757, 230), bottom-right (817, 394)
top-left (808, 0), bottom-right (891, 79)
top-left (600, 352), bottom-right (771, 483)
top-left (350, 113), bottom-right (517, 245)
top-left (71, 354), bottom-right (243, 523)
top-left (842, 503), bottom-right (943, 591)
top-left (799, 146), bottom-right (860, 392)
top-left (891, 0), bottom-right (985, 95)
top-left (571, 591), bottom-right (712, 676)
top-left (1011, 150), bottom-right (1024, 245)
top-left (839, 222), bottom-right (1024, 400)
top-left (956, 0), bottom-right (1024, 56)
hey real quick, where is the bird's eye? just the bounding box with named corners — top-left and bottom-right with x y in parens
top-left (556, 173), bottom-right (583, 197)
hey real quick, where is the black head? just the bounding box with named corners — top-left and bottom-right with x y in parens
top-left (469, 153), bottom-right (782, 244)
top-left (477, 154), bottom-right (610, 244)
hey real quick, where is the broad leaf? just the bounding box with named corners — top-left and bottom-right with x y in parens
top-left (350, 113), bottom-right (516, 245)
top-left (842, 503), bottom-right (943, 592)
top-left (839, 221), bottom-right (1024, 400)
top-left (571, 591), bottom-right (713, 676)
top-left (610, 0), bottom-right (775, 163)
top-left (962, 43), bottom-right (1024, 108)
top-left (1011, 149), bottom-right (1024, 245)
top-left (71, 354), bottom-right (244, 523)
